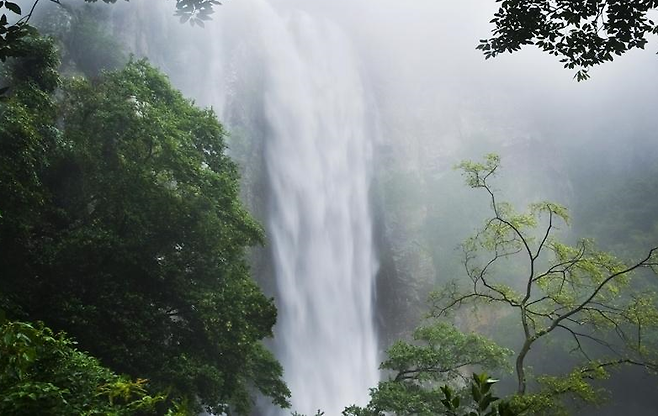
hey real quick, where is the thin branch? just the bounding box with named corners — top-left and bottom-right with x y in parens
top-left (557, 323), bottom-right (593, 361)
top-left (533, 240), bottom-right (587, 283)
top-left (540, 247), bottom-right (658, 338)
top-left (556, 323), bottom-right (622, 358)
top-left (580, 358), bottom-right (658, 376)
top-left (433, 292), bottom-right (505, 317)
top-left (533, 208), bottom-right (553, 260)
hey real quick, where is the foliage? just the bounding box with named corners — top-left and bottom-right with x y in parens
top-left (0, 316), bottom-right (166, 415)
top-left (431, 154), bottom-right (658, 409)
top-left (0, 35), bottom-right (289, 414)
top-left (0, 35), bottom-right (60, 276)
top-left (478, 1), bottom-right (658, 80)
top-left (507, 363), bottom-right (609, 415)
top-left (291, 410), bottom-right (325, 416)
top-left (381, 322), bottom-right (512, 384)
top-left (439, 373), bottom-right (519, 416)
top-left (0, 1), bottom-right (33, 65)
top-left (342, 321), bottom-right (512, 415)
top-left (344, 372), bottom-right (519, 416)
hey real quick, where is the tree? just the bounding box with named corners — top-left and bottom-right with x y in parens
top-left (344, 372), bottom-right (519, 416)
top-left (432, 154), bottom-right (658, 411)
top-left (343, 321), bottom-right (514, 415)
top-left (478, 1), bottom-right (658, 80)
top-left (0, 315), bottom-right (175, 416)
top-left (0, 35), bottom-right (289, 414)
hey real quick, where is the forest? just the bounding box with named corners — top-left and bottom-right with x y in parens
top-left (1, 1), bottom-right (658, 415)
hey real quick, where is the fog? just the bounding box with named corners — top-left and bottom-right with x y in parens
top-left (101, 0), bottom-right (658, 170)
top-left (31, 0), bottom-right (658, 413)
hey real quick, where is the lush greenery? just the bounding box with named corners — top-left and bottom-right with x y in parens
top-left (479, 0), bottom-right (658, 80)
top-left (343, 322), bottom-right (514, 415)
top-left (3, 2), bottom-right (657, 415)
top-left (0, 316), bottom-right (173, 416)
top-left (350, 155), bottom-right (658, 415)
top-left (0, 33), bottom-right (288, 414)
top-left (0, 1), bottom-right (31, 65)
top-left (344, 373), bottom-right (518, 416)
top-left (431, 155), bottom-right (658, 413)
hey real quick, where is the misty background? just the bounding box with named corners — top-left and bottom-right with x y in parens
top-left (28, 0), bottom-right (658, 414)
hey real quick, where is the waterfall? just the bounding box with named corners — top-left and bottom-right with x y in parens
top-left (221, 3), bottom-right (379, 414)
top-left (257, 8), bottom-right (379, 416)
top-left (109, 0), bottom-right (380, 412)
top-left (246, 4), bottom-right (379, 414)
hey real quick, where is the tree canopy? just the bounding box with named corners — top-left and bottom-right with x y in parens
top-left (0, 34), bottom-right (289, 414)
top-left (343, 322), bottom-right (514, 416)
top-left (432, 154), bottom-right (658, 412)
top-left (479, 0), bottom-right (658, 80)
top-left (347, 154), bottom-right (658, 415)
top-left (0, 316), bottom-right (173, 416)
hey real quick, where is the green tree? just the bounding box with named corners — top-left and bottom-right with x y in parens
top-left (343, 321), bottom-right (513, 415)
top-left (0, 35), bottom-right (289, 414)
top-left (0, 316), bottom-right (172, 416)
top-left (0, 1), bottom-right (32, 65)
top-left (432, 154), bottom-right (658, 412)
top-left (478, 1), bottom-right (658, 80)
top-left (433, 373), bottom-right (519, 416)
top-left (344, 371), bottom-right (519, 416)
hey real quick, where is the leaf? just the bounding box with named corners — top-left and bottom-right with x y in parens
top-left (472, 383), bottom-right (482, 402)
top-left (4, 1), bottom-right (20, 14)
top-left (451, 396), bottom-right (460, 409)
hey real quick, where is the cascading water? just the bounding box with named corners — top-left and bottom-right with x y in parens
top-left (234, 4), bottom-right (380, 414)
top-left (221, 3), bottom-right (380, 414)
top-left (109, 1), bottom-right (380, 412)
top-left (255, 8), bottom-right (379, 415)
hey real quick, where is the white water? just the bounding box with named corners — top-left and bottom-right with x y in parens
top-left (108, 0), bottom-right (380, 412)
top-left (259, 10), bottom-right (379, 416)
top-left (252, 4), bottom-right (379, 414)
top-left (175, 1), bottom-right (380, 413)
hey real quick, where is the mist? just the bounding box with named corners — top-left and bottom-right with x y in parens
top-left (24, 0), bottom-right (658, 414)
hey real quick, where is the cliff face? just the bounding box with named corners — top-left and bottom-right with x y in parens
top-left (368, 87), bottom-right (580, 342)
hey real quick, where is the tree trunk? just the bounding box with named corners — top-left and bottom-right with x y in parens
top-left (516, 338), bottom-right (532, 395)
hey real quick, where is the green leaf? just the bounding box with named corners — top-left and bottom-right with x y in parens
top-left (4, 1), bottom-right (20, 14)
